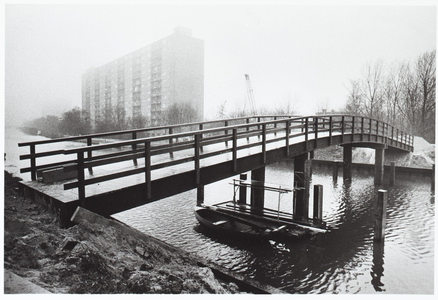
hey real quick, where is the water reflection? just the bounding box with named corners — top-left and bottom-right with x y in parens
top-left (113, 164), bottom-right (433, 294)
top-left (371, 240), bottom-right (385, 292)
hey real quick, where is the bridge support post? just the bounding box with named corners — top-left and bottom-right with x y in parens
top-left (197, 185), bottom-right (204, 206)
top-left (251, 167), bottom-right (265, 210)
top-left (343, 145), bottom-right (352, 184)
top-left (313, 184), bottom-right (323, 224)
top-left (293, 153), bottom-right (311, 221)
top-left (375, 148), bottom-right (385, 185)
top-left (238, 173), bottom-right (248, 205)
top-left (390, 162), bottom-right (396, 186)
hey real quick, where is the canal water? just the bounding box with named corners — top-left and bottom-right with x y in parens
top-left (5, 127), bottom-right (435, 294)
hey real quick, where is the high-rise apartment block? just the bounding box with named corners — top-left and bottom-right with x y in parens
top-left (82, 27), bottom-right (204, 128)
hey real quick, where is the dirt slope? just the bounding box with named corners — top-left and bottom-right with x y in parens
top-left (3, 171), bottom-right (242, 294)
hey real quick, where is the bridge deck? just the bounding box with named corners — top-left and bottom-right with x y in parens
top-left (21, 131), bottom-right (312, 204)
top-left (17, 115), bottom-right (413, 225)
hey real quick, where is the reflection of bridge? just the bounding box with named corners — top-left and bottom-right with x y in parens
top-left (18, 115), bottom-right (413, 226)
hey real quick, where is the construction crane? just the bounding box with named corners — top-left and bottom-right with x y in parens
top-left (244, 74), bottom-right (257, 116)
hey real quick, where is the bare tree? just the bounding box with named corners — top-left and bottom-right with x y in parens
top-left (164, 102), bottom-right (198, 125)
top-left (416, 50), bottom-right (436, 141)
top-left (59, 107), bottom-right (90, 136)
top-left (129, 114), bottom-right (148, 129)
top-left (217, 100), bottom-right (227, 119)
top-left (256, 106), bottom-right (271, 115)
top-left (396, 62), bottom-right (420, 134)
top-left (345, 79), bottom-right (364, 115)
top-left (362, 60), bottom-right (385, 119)
top-left (383, 62), bottom-right (405, 126)
top-left (26, 115), bottom-right (61, 138)
top-left (114, 105), bottom-right (128, 131)
top-left (95, 105), bottom-right (116, 133)
top-left (344, 50), bottom-right (435, 142)
top-left (275, 92), bottom-right (300, 116)
top-left (227, 101), bottom-right (247, 118)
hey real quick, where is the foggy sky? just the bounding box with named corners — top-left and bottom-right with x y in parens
top-left (4, 2), bottom-right (436, 127)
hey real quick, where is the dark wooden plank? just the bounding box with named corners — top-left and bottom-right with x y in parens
top-left (20, 149), bottom-right (66, 160)
top-left (21, 158), bottom-right (77, 174)
top-left (64, 167), bottom-right (147, 190)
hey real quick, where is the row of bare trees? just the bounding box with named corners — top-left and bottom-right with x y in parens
top-left (86, 102), bottom-right (199, 134)
top-left (216, 92), bottom-right (301, 119)
top-left (92, 105), bottom-right (148, 133)
top-left (345, 50), bottom-right (436, 143)
top-left (94, 102), bottom-right (199, 132)
top-left (23, 102), bottom-right (200, 138)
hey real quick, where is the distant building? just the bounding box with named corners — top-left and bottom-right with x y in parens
top-left (82, 27), bottom-right (204, 128)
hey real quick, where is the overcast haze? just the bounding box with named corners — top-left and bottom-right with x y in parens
top-left (4, 2), bottom-right (436, 127)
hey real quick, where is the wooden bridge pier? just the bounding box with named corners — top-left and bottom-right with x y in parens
top-left (343, 144), bottom-right (388, 186)
top-left (251, 167), bottom-right (266, 210)
top-left (238, 152), bottom-right (316, 224)
top-left (293, 152), bottom-right (312, 221)
top-left (374, 147), bottom-right (386, 185)
top-left (389, 162), bottom-right (396, 186)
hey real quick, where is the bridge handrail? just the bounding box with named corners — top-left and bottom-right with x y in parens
top-left (18, 115), bottom-right (292, 147)
top-left (19, 115), bottom-right (414, 187)
top-left (62, 114), bottom-right (413, 203)
top-left (62, 115), bottom-right (307, 154)
top-left (62, 114), bottom-right (413, 154)
top-left (18, 115), bottom-right (292, 180)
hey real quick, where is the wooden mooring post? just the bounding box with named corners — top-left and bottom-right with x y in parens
top-left (313, 184), bottom-right (323, 224)
top-left (374, 190), bottom-right (387, 241)
top-left (293, 153), bottom-right (311, 221)
top-left (197, 185), bottom-right (204, 206)
top-left (432, 164), bottom-right (435, 194)
top-left (238, 173), bottom-right (248, 205)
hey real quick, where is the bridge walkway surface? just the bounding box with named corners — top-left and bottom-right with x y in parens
top-left (17, 115), bottom-right (413, 225)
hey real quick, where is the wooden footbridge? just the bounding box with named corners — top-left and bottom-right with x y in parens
top-left (18, 115), bottom-right (413, 226)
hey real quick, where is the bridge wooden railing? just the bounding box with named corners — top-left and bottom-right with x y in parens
top-left (18, 115), bottom-right (289, 181)
top-left (19, 115), bottom-right (414, 204)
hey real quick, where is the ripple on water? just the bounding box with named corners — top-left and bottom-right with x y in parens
top-left (113, 164), bottom-right (434, 294)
